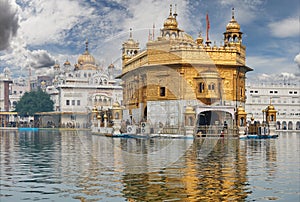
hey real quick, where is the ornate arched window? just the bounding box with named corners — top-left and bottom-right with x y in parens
top-left (199, 82), bottom-right (205, 93)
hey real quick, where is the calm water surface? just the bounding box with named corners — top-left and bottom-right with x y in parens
top-left (0, 130), bottom-right (299, 201)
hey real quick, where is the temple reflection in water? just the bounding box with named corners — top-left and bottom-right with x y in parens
top-left (0, 130), bottom-right (284, 201)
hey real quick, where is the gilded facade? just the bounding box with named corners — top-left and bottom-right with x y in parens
top-left (119, 6), bottom-right (252, 131)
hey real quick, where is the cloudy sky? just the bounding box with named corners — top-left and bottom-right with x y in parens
top-left (0, 0), bottom-right (299, 81)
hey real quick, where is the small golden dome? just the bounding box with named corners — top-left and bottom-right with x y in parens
top-left (112, 101), bottom-right (120, 108)
top-left (226, 18), bottom-right (240, 32)
top-left (237, 104), bottom-right (245, 112)
top-left (108, 64), bottom-right (114, 69)
top-left (196, 33), bottom-right (204, 45)
top-left (54, 64), bottom-right (60, 69)
top-left (97, 114), bottom-right (101, 119)
top-left (64, 60), bottom-right (71, 66)
top-left (164, 15), bottom-right (178, 30)
top-left (185, 106), bottom-right (195, 114)
top-left (268, 105), bottom-right (275, 111)
top-left (163, 5), bottom-right (178, 30)
top-left (92, 106), bottom-right (98, 113)
top-left (226, 8), bottom-right (241, 32)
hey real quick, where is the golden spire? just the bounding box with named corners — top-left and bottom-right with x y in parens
top-left (173, 4), bottom-right (177, 18)
top-left (232, 7), bottom-right (235, 19)
top-left (169, 4), bottom-right (172, 16)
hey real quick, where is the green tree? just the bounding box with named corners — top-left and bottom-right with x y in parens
top-left (15, 89), bottom-right (54, 116)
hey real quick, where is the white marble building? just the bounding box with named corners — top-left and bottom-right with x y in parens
top-left (245, 81), bottom-right (300, 130)
top-left (43, 41), bottom-right (123, 128)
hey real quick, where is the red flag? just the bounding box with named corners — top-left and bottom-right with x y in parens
top-left (206, 13), bottom-right (210, 41)
top-left (206, 13), bottom-right (210, 30)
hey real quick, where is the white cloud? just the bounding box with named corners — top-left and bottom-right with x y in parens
top-left (268, 17), bottom-right (299, 38)
top-left (294, 53), bottom-right (300, 68)
top-left (118, 1), bottom-right (190, 46)
top-left (247, 55), bottom-right (297, 75)
top-left (0, 36), bottom-right (55, 75)
top-left (219, 0), bottom-right (265, 25)
top-left (19, 0), bottom-right (94, 45)
top-left (251, 72), bottom-right (299, 83)
top-left (93, 1), bottom-right (191, 69)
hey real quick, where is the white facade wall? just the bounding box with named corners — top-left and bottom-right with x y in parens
top-left (245, 82), bottom-right (300, 130)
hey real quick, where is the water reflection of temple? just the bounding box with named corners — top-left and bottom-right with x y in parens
top-left (121, 139), bottom-right (249, 201)
top-left (0, 130), bottom-right (283, 201)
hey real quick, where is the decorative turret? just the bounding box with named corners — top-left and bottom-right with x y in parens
top-left (196, 32), bottom-right (204, 46)
top-left (236, 103), bottom-right (247, 136)
top-left (111, 101), bottom-right (123, 135)
top-left (184, 105), bottom-right (196, 136)
top-left (122, 28), bottom-right (140, 65)
top-left (184, 106), bottom-right (196, 126)
top-left (261, 99), bottom-right (278, 136)
top-left (112, 101), bottom-right (123, 120)
top-left (161, 4), bottom-right (181, 39)
top-left (63, 59), bottom-right (71, 72)
top-left (236, 104), bottom-right (247, 127)
top-left (265, 99), bottom-right (277, 124)
top-left (224, 8), bottom-right (243, 45)
top-left (108, 63), bottom-right (115, 79)
top-left (53, 63), bottom-right (60, 73)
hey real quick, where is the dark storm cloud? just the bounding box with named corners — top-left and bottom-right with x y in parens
top-left (29, 50), bottom-right (55, 69)
top-left (0, 0), bottom-right (19, 51)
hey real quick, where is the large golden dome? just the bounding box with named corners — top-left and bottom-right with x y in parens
top-left (78, 51), bottom-right (95, 65)
top-left (77, 40), bottom-right (96, 65)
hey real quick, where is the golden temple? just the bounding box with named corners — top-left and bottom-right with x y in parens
top-left (118, 5), bottom-right (252, 133)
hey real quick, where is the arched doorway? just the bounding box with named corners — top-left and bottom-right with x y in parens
top-left (196, 110), bottom-right (233, 134)
top-left (282, 121), bottom-right (287, 130)
top-left (296, 121), bottom-right (300, 130)
top-left (277, 121), bottom-right (281, 129)
top-left (288, 121), bottom-right (293, 130)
